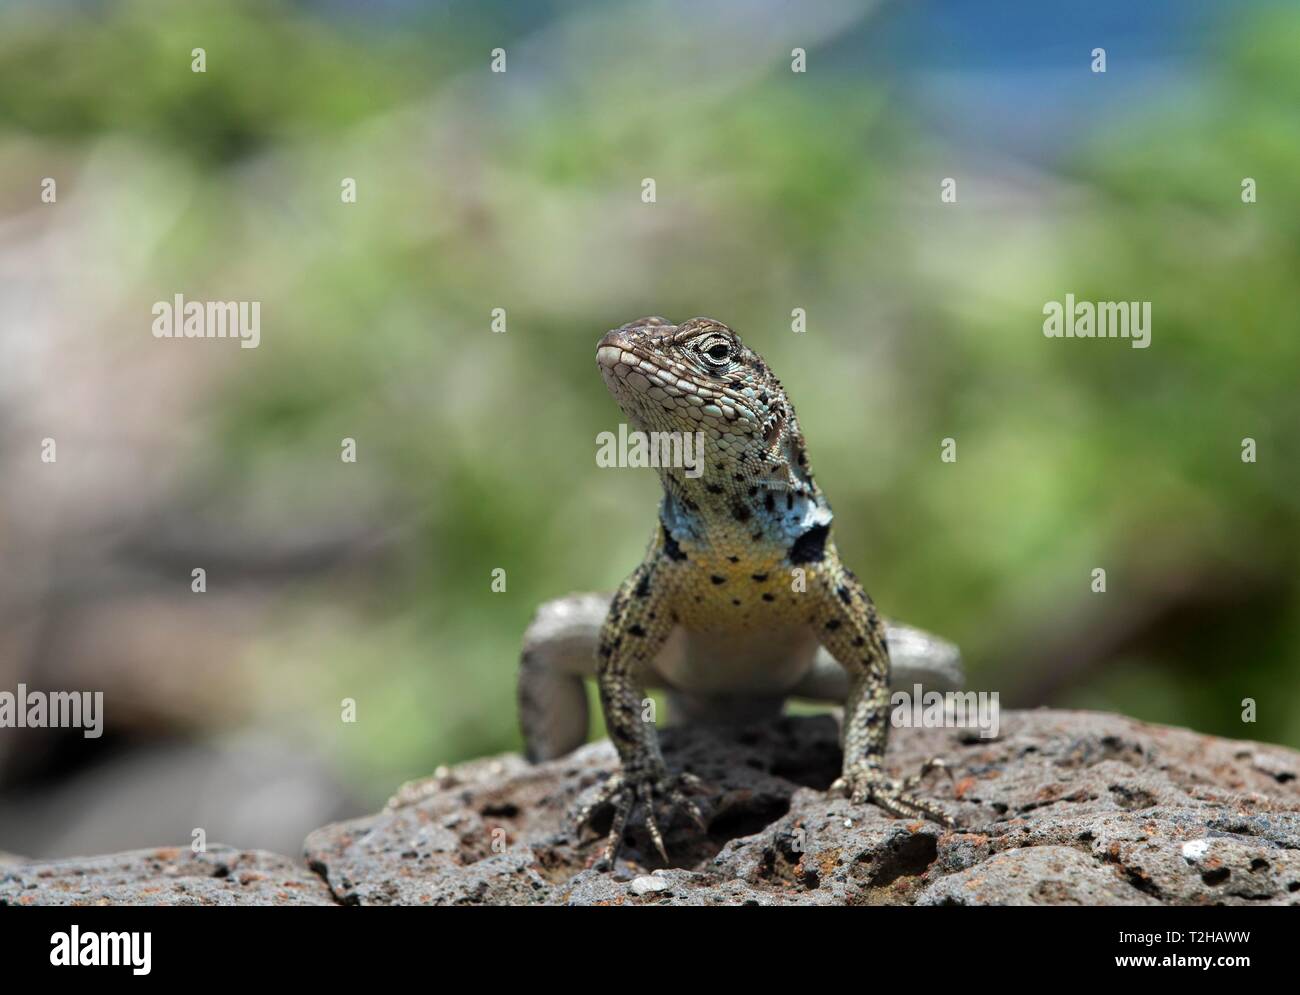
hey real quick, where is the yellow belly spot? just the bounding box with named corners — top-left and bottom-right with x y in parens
top-left (666, 547), bottom-right (810, 631)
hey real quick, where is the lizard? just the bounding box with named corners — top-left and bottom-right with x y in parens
top-left (518, 316), bottom-right (960, 867)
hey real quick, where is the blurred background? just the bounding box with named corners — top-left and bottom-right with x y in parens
top-left (1, 0), bottom-right (1297, 859)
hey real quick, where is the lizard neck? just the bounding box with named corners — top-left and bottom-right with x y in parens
top-left (656, 430), bottom-right (832, 550)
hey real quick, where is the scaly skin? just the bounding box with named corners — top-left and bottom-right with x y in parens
top-left (575, 316), bottom-right (952, 867)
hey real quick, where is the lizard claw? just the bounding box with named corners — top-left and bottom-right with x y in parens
top-left (832, 758), bottom-right (955, 828)
top-left (574, 768), bottom-right (707, 867)
top-left (902, 755), bottom-right (954, 792)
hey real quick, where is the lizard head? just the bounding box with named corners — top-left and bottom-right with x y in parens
top-left (596, 316), bottom-right (813, 497)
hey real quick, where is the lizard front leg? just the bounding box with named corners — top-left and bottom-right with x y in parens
top-left (573, 549), bottom-right (704, 866)
top-left (808, 544), bottom-right (954, 827)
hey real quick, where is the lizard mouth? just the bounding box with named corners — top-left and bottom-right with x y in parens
top-left (596, 331), bottom-right (659, 380)
top-left (596, 336), bottom-right (688, 395)
top-left (595, 328), bottom-right (758, 429)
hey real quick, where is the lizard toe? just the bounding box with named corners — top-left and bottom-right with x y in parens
top-left (837, 762), bottom-right (955, 827)
top-left (577, 768), bottom-right (708, 868)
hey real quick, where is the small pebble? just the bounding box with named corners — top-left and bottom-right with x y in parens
top-left (631, 875), bottom-right (670, 895)
top-left (1181, 839), bottom-right (1210, 862)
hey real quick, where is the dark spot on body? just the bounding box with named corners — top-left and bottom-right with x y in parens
top-left (751, 573), bottom-right (768, 582)
top-left (732, 505), bottom-right (751, 522)
top-left (628, 624), bottom-right (646, 638)
top-left (788, 523), bottom-right (830, 564)
top-left (727, 555), bottom-right (739, 563)
top-left (837, 586), bottom-right (851, 605)
top-left (786, 493), bottom-right (794, 510)
top-left (852, 636), bottom-right (865, 647)
top-left (711, 575), bottom-right (726, 585)
top-left (764, 494), bottom-right (775, 512)
top-left (825, 619), bottom-right (841, 631)
top-left (761, 593), bottom-right (775, 602)
top-left (661, 524), bottom-right (688, 561)
top-left (731, 599), bottom-right (741, 606)
top-left (706, 484), bottom-right (723, 495)
top-left (634, 574), bottom-right (652, 598)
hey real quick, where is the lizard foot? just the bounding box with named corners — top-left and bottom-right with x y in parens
top-left (832, 757), bottom-right (955, 828)
top-left (574, 768), bottom-right (706, 867)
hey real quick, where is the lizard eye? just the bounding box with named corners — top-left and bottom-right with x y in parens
top-left (701, 339), bottom-right (732, 366)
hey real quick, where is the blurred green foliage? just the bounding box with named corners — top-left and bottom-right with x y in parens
top-left (1, 0), bottom-right (1297, 804)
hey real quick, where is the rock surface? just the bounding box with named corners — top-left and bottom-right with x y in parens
top-left (0, 845), bottom-right (336, 906)
top-left (6, 710), bottom-right (1300, 905)
top-left (305, 709), bottom-right (1300, 906)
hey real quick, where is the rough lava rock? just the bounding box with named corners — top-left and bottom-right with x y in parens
top-left (6, 710), bottom-right (1300, 905)
top-left (304, 709), bottom-right (1300, 906)
top-left (0, 845), bottom-right (336, 906)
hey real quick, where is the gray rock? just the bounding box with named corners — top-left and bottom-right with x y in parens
top-left (917, 845), bottom-right (1161, 905)
top-left (303, 709), bottom-right (1300, 905)
top-left (0, 845), bottom-right (336, 906)
top-left (8, 710), bottom-right (1299, 905)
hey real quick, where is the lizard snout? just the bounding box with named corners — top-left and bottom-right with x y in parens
top-left (596, 328), bottom-right (631, 361)
top-left (596, 329), bottom-right (637, 375)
